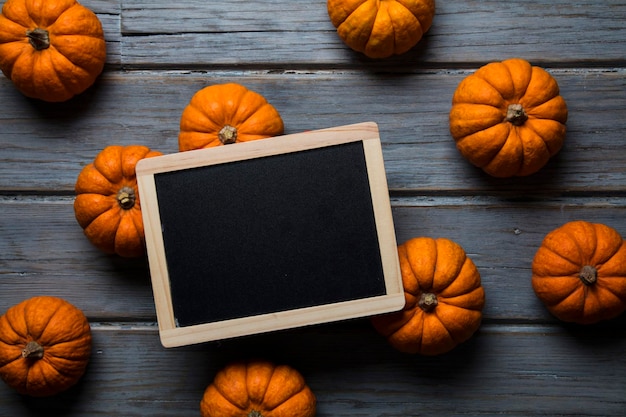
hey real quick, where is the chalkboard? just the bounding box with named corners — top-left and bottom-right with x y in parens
top-left (136, 122), bottom-right (404, 347)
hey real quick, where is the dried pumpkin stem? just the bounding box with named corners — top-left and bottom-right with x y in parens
top-left (22, 341), bottom-right (44, 359)
top-left (506, 103), bottom-right (528, 126)
top-left (248, 411), bottom-right (263, 417)
top-left (117, 186), bottom-right (136, 210)
top-left (418, 292), bottom-right (438, 312)
top-left (579, 265), bottom-right (598, 286)
top-left (218, 125), bottom-right (238, 145)
top-left (26, 28), bottom-right (50, 51)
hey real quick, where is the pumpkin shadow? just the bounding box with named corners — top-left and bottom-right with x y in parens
top-left (558, 314), bottom-right (626, 348)
top-left (207, 317), bottom-right (485, 381)
top-left (16, 379), bottom-right (88, 415)
top-left (459, 152), bottom-right (567, 195)
top-left (20, 76), bottom-right (106, 122)
top-left (335, 32), bottom-right (434, 73)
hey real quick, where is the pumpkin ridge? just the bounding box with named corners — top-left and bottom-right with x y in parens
top-left (1, 312), bottom-right (24, 340)
top-left (46, 47), bottom-right (86, 94)
top-left (49, 36), bottom-right (104, 76)
top-left (22, 299), bottom-right (53, 340)
top-left (476, 75), bottom-right (508, 104)
top-left (534, 246), bottom-right (581, 276)
top-left (503, 58), bottom-right (531, 100)
top-left (433, 306), bottom-right (467, 344)
top-left (593, 277), bottom-right (626, 300)
top-left (562, 226), bottom-right (596, 267)
top-left (214, 382), bottom-right (245, 411)
top-left (36, 302), bottom-right (72, 344)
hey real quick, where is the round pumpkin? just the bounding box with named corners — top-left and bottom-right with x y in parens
top-left (178, 83), bottom-right (284, 151)
top-left (531, 221), bottom-right (626, 324)
top-left (327, 0), bottom-right (435, 59)
top-left (0, 0), bottom-right (107, 102)
top-left (449, 58), bottom-right (568, 177)
top-left (200, 360), bottom-right (316, 417)
top-left (74, 144), bottom-right (162, 258)
top-left (371, 237), bottom-right (485, 355)
top-left (0, 296), bottom-right (92, 397)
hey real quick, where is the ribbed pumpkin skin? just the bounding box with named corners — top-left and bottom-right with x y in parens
top-left (371, 237), bottom-right (485, 355)
top-left (327, 0), bottom-right (435, 59)
top-left (200, 360), bottom-right (316, 417)
top-left (0, 0), bottom-right (106, 102)
top-left (74, 145), bottom-right (162, 258)
top-left (0, 296), bottom-right (92, 397)
top-left (532, 221), bottom-right (626, 324)
top-left (449, 58), bottom-right (568, 177)
top-left (178, 83), bottom-right (284, 151)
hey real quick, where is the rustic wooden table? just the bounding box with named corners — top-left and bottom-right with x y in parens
top-left (1, 1), bottom-right (625, 416)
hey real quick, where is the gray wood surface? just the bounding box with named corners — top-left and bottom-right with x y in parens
top-left (1, 0), bottom-right (625, 416)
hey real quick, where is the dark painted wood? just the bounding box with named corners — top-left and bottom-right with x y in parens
top-left (1, 69), bottom-right (624, 193)
top-left (1, 323), bottom-right (625, 416)
top-left (0, 0), bottom-right (625, 415)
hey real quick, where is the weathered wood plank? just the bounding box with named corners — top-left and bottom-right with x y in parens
top-left (1, 69), bottom-right (624, 193)
top-left (1, 1), bottom-right (625, 416)
top-left (1, 323), bottom-right (624, 416)
top-left (82, 0), bottom-right (122, 66)
top-left (119, 0), bottom-right (626, 67)
top-left (1, 196), bottom-right (624, 322)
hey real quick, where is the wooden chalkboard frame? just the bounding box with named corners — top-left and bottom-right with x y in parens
top-left (136, 122), bottom-right (403, 347)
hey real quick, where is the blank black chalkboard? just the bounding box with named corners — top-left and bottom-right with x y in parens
top-left (136, 122), bottom-right (403, 347)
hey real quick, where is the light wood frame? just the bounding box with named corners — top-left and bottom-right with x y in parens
top-left (136, 122), bottom-right (404, 347)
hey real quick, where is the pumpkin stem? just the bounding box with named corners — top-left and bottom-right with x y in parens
top-left (248, 411), bottom-right (263, 417)
top-left (26, 28), bottom-right (50, 51)
top-left (117, 186), bottom-right (137, 210)
top-left (418, 292), bottom-right (438, 312)
top-left (505, 103), bottom-right (528, 126)
top-left (22, 341), bottom-right (44, 360)
top-left (218, 125), bottom-right (238, 145)
top-left (579, 265), bottom-right (598, 286)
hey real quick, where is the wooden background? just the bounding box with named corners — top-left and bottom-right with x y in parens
top-left (1, 0), bottom-right (625, 415)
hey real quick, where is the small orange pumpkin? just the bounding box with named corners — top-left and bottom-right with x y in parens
top-left (0, 0), bottom-right (107, 102)
top-left (74, 145), bottom-right (162, 258)
top-left (200, 360), bottom-right (316, 417)
top-left (371, 237), bottom-right (485, 355)
top-left (532, 221), bottom-right (626, 324)
top-left (178, 83), bottom-right (284, 151)
top-left (449, 58), bottom-right (568, 177)
top-left (0, 296), bottom-right (92, 397)
top-left (327, 0), bottom-right (436, 59)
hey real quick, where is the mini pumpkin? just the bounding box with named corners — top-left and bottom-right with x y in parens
top-left (0, 0), bottom-right (107, 102)
top-left (200, 360), bottom-right (316, 417)
top-left (178, 83), bottom-right (284, 151)
top-left (74, 145), bottom-right (162, 258)
top-left (371, 237), bottom-right (485, 355)
top-left (532, 221), bottom-right (626, 324)
top-left (0, 296), bottom-right (92, 397)
top-left (327, 0), bottom-right (435, 59)
top-left (449, 58), bottom-right (568, 177)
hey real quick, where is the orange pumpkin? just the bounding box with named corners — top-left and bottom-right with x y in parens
top-left (178, 83), bottom-right (284, 151)
top-left (371, 237), bottom-right (485, 355)
top-left (449, 58), bottom-right (568, 177)
top-left (327, 0), bottom-right (435, 59)
top-left (0, 0), bottom-right (106, 102)
top-left (0, 296), bottom-right (92, 397)
top-left (532, 221), bottom-right (626, 324)
top-left (200, 360), bottom-right (316, 417)
top-left (74, 145), bottom-right (162, 258)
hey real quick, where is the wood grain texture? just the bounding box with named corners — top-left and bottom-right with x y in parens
top-left (120, 0), bottom-right (626, 67)
top-left (1, 323), bottom-right (625, 416)
top-left (1, 69), bottom-right (624, 193)
top-left (1, 196), bottom-right (624, 322)
top-left (1, 0), bottom-right (625, 415)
